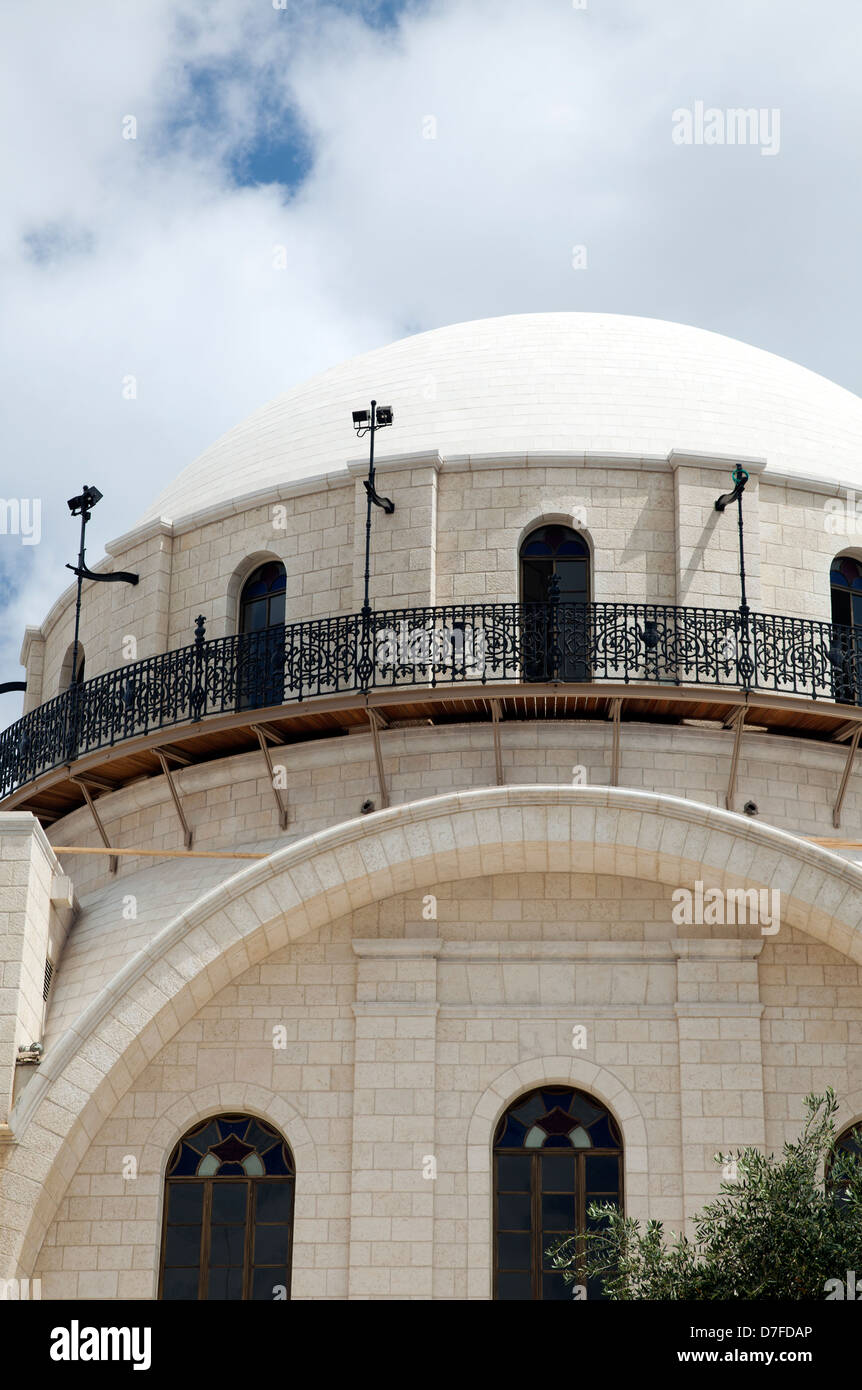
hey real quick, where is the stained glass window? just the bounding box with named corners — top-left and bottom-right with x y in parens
top-left (160, 1114), bottom-right (295, 1301)
top-left (829, 1121), bottom-right (862, 1204)
top-left (493, 1086), bottom-right (622, 1301)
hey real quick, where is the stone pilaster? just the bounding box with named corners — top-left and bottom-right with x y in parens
top-left (347, 938), bottom-right (439, 1298)
top-left (672, 938), bottom-right (765, 1227)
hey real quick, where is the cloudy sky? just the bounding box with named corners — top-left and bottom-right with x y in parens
top-left (1, 0), bottom-right (861, 700)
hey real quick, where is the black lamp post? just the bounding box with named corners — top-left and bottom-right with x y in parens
top-left (714, 465), bottom-right (752, 688)
top-left (65, 485), bottom-right (139, 690)
top-left (714, 466), bottom-right (750, 614)
top-left (352, 402), bottom-right (395, 619)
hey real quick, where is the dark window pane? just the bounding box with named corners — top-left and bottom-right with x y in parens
top-left (242, 600), bottom-right (268, 632)
top-left (832, 589), bottom-right (851, 626)
top-left (585, 1115), bottom-right (617, 1149)
top-left (269, 593), bottom-right (285, 626)
top-left (542, 1271), bottom-right (574, 1301)
top-left (255, 1183), bottom-right (294, 1221)
top-left (555, 558), bottom-right (588, 604)
top-left (261, 1144), bottom-right (293, 1176)
top-left (497, 1231), bottom-right (531, 1269)
top-left (494, 1116), bottom-right (526, 1149)
top-left (585, 1155), bottom-right (619, 1191)
top-left (253, 1224), bottom-right (290, 1266)
top-left (167, 1182), bottom-right (203, 1224)
top-left (542, 1193), bottom-right (576, 1229)
top-left (252, 1267), bottom-right (288, 1301)
top-left (496, 1155), bottom-right (531, 1191)
top-left (541, 1155), bottom-right (575, 1190)
top-left (211, 1184), bottom-right (248, 1224)
top-left (164, 1224), bottom-right (201, 1266)
top-left (522, 558), bottom-right (551, 604)
top-left (497, 1192), bottom-right (532, 1230)
top-left (162, 1267), bottom-right (200, 1300)
top-left (170, 1142), bottom-right (203, 1176)
top-left (207, 1266), bottom-right (244, 1300)
top-left (209, 1225), bottom-right (246, 1266)
top-left (511, 1093), bottom-right (549, 1126)
top-left (497, 1272), bottom-right (533, 1300)
top-left (187, 1120), bottom-right (221, 1155)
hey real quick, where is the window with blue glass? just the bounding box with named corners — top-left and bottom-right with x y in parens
top-left (239, 562), bottom-right (286, 634)
top-left (829, 556), bottom-right (862, 704)
top-left (830, 556), bottom-right (862, 631)
top-left (238, 562), bottom-right (286, 708)
top-left (493, 1086), bottom-right (622, 1301)
top-left (829, 1121), bottom-right (862, 1201)
top-left (519, 526), bottom-right (591, 681)
top-left (520, 525), bottom-right (590, 607)
top-left (159, 1114), bottom-right (295, 1301)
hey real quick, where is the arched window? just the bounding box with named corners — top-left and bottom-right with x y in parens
top-left (829, 557), bottom-right (862, 704)
top-left (520, 524), bottom-right (590, 606)
top-left (519, 526), bottom-right (591, 681)
top-left (159, 1114), bottom-right (295, 1301)
top-left (829, 1121), bottom-right (862, 1202)
top-left (237, 562), bottom-right (286, 709)
top-left (493, 1085), bottom-right (622, 1301)
top-left (239, 561), bottom-right (286, 634)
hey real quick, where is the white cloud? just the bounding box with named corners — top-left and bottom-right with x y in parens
top-left (2, 0), bottom-right (861, 712)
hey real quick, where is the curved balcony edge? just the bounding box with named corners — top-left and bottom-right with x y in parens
top-left (2, 600), bottom-right (861, 804)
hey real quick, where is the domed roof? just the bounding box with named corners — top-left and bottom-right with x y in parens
top-left (138, 313), bottom-right (862, 525)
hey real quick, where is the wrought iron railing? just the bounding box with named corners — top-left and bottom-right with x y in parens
top-left (1, 602), bottom-right (860, 800)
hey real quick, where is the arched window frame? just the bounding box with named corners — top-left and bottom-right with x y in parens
top-left (493, 1085), bottom-right (623, 1301)
top-left (518, 523), bottom-right (592, 607)
top-left (830, 554), bottom-right (862, 631)
top-left (159, 1113), bottom-right (295, 1301)
top-left (238, 560), bottom-right (287, 635)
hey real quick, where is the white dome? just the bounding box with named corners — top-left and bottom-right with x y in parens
top-left (139, 312), bottom-right (862, 525)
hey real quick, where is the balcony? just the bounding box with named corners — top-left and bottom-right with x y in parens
top-left (2, 601), bottom-right (861, 820)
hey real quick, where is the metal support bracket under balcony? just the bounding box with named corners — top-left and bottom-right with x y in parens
top-left (155, 749), bottom-right (193, 849)
top-left (69, 775), bottom-right (117, 874)
top-left (725, 708), bottom-right (746, 811)
top-left (832, 724), bottom-right (861, 829)
top-left (367, 708), bottom-right (389, 810)
top-left (251, 723), bottom-right (289, 830)
top-left (490, 701), bottom-right (504, 786)
top-left (609, 699), bottom-right (622, 787)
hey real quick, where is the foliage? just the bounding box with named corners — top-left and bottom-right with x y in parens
top-left (549, 1089), bottom-right (862, 1299)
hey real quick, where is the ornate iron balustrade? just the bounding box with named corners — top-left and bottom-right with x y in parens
top-left (1, 602), bottom-right (860, 800)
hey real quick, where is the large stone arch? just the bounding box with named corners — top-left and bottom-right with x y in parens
top-left (465, 1056), bottom-right (649, 1300)
top-left (2, 784), bottom-right (862, 1278)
